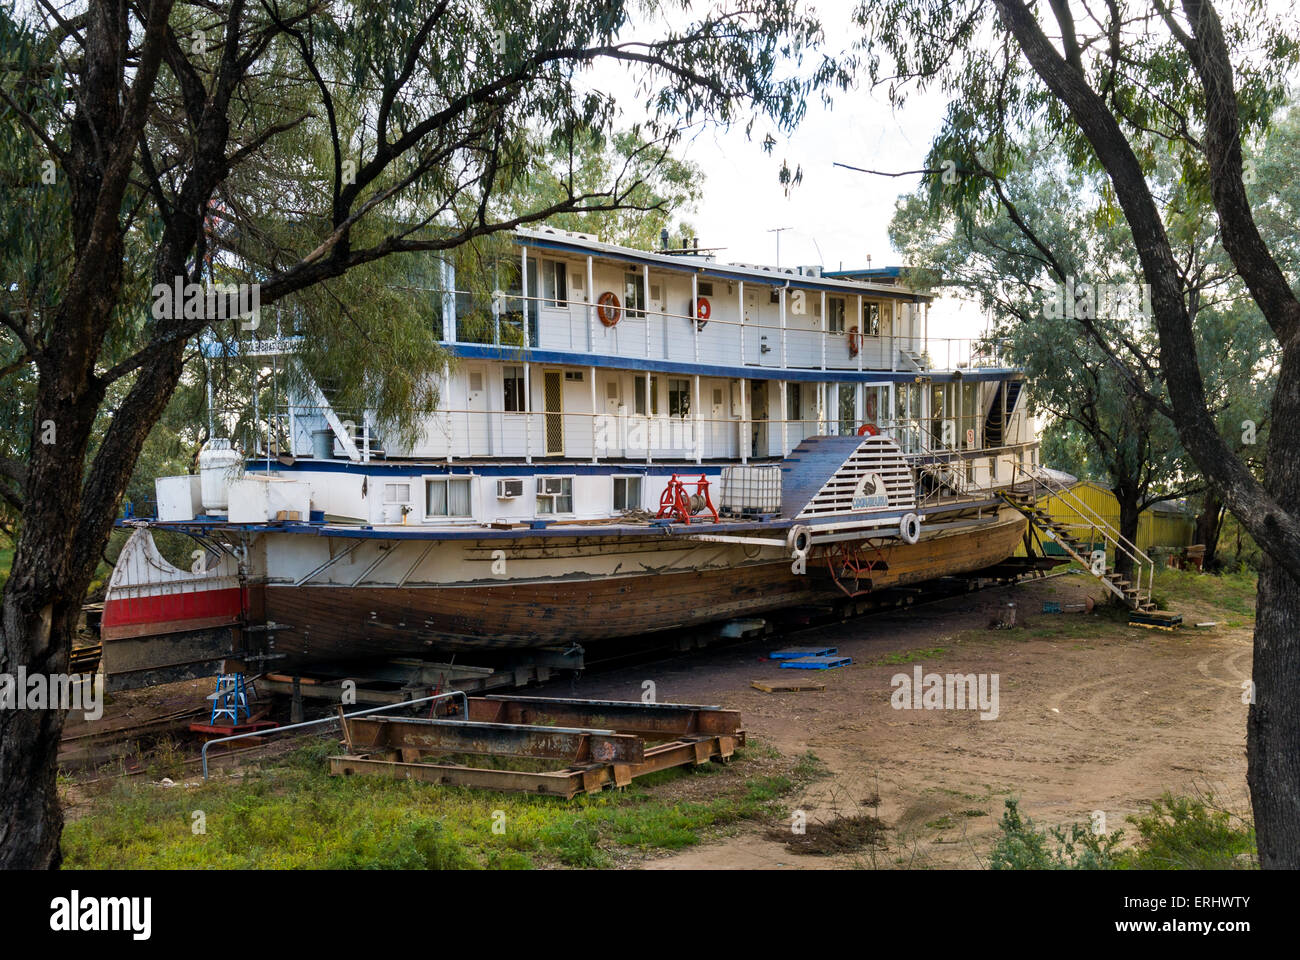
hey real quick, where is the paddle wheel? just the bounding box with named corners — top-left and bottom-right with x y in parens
top-left (822, 539), bottom-right (889, 597)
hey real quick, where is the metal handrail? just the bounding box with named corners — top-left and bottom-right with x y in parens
top-left (200, 688), bottom-right (468, 780)
top-left (1013, 463), bottom-right (1154, 603)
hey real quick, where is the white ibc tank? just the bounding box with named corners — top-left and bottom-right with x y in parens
top-left (198, 439), bottom-right (243, 515)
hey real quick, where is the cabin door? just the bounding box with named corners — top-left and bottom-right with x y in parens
top-left (603, 375), bottom-right (624, 457)
top-left (543, 370), bottom-right (565, 456)
top-left (465, 364), bottom-right (491, 456)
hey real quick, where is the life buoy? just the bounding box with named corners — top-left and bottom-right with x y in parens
top-left (899, 512), bottom-right (921, 544)
top-left (597, 291), bottom-right (621, 327)
top-left (857, 423), bottom-right (879, 436)
top-left (695, 296), bottom-right (711, 329)
top-left (848, 325), bottom-right (861, 357)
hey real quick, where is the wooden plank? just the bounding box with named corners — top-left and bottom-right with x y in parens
top-left (751, 679), bottom-right (825, 693)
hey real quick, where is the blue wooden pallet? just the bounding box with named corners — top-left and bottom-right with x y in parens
top-left (779, 655), bottom-right (852, 670)
top-left (769, 646), bottom-right (838, 659)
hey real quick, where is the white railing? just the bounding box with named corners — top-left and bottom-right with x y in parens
top-left (431, 285), bottom-right (1012, 374)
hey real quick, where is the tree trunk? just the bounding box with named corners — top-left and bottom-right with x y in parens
top-left (1249, 557), bottom-right (1300, 867)
top-left (1113, 491), bottom-right (1141, 586)
top-left (1196, 488), bottom-right (1225, 570)
top-left (1247, 344), bottom-right (1300, 868)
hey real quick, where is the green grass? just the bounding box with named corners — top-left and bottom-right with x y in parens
top-left (986, 792), bottom-right (1257, 870)
top-left (1150, 568), bottom-right (1257, 617)
top-left (61, 739), bottom-right (804, 869)
top-left (873, 646), bottom-right (949, 665)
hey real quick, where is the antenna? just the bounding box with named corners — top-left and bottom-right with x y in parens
top-left (766, 227), bottom-right (791, 268)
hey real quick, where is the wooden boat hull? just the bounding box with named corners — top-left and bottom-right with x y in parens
top-left (262, 511), bottom-right (1027, 661)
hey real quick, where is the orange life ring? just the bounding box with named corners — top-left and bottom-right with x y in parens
top-left (597, 291), bottom-right (621, 326)
top-left (848, 325), bottom-right (861, 357)
top-left (857, 423), bottom-right (879, 436)
top-left (695, 297), bottom-right (711, 326)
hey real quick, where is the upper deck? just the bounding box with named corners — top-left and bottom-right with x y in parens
top-left (436, 227), bottom-right (1011, 379)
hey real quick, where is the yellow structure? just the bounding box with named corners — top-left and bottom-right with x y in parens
top-left (1015, 480), bottom-right (1196, 558)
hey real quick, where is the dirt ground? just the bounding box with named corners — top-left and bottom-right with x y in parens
top-left (537, 573), bottom-right (1253, 869)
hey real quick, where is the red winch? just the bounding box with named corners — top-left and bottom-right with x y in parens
top-left (656, 474), bottom-right (719, 525)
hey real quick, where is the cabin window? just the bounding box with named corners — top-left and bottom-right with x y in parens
top-left (827, 297), bottom-right (846, 333)
top-left (542, 260), bottom-right (568, 306)
top-left (536, 476), bottom-right (574, 514)
top-left (668, 378), bottom-right (691, 418)
top-left (863, 302), bottom-right (882, 337)
top-left (426, 477), bottom-right (472, 518)
top-left (624, 272), bottom-right (646, 318)
top-left (786, 382), bottom-right (802, 422)
top-left (634, 375), bottom-right (659, 415)
top-left (565, 370), bottom-right (584, 382)
top-left (503, 365), bottom-right (527, 412)
top-left (613, 476), bottom-right (642, 512)
top-left (383, 482), bottom-right (412, 503)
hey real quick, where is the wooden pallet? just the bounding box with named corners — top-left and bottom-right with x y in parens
top-left (329, 696), bottom-right (745, 798)
top-left (751, 679), bottom-right (826, 693)
top-left (769, 646), bottom-right (838, 659)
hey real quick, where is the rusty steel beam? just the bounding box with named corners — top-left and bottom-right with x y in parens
top-left (341, 715), bottom-right (645, 764)
top-left (468, 695), bottom-right (742, 739)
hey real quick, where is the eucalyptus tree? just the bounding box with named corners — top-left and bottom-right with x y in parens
top-left (889, 133), bottom-right (1273, 579)
top-left (0, 0), bottom-right (836, 869)
top-left (857, 0), bottom-right (1300, 865)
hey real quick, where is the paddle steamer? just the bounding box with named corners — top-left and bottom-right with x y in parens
top-left (101, 227), bottom-right (1038, 688)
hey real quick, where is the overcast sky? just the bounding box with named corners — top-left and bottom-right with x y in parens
top-left (585, 0), bottom-right (987, 340)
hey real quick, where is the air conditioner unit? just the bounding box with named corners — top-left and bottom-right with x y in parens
top-left (497, 478), bottom-right (524, 499)
top-left (539, 477), bottom-right (565, 496)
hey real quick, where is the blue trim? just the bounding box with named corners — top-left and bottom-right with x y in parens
top-left (823, 266), bottom-right (905, 280)
top-left (445, 342), bottom-right (1018, 384)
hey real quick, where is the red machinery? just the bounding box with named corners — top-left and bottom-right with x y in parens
top-left (656, 474), bottom-right (719, 525)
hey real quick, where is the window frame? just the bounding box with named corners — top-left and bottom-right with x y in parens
top-left (423, 475), bottom-right (475, 520)
top-left (535, 475), bottom-right (575, 516)
top-left (542, 259), bottom-right (568, 307)
top-left (503, 364), bottom-right (528, 413)
top-left (827, 296), bottom-right (847, 334)
top-left (612, 475), bottom-right (643, 513)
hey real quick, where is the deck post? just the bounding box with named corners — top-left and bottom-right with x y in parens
top-left (858, 294), bottom-right (866, 373)
top-left (521, 244), bottom-right (529, 347)
top-left (693, 374), bottom-right (702, 463)
top-left (644, 264), bottom-right (652, 358)
top-left (820, 290), bottom-right (827, 371)
top-left (740, 378), bottom-right (749, 464)
top-left (524, 361), bottom-right (533, 464)
top-left (780, 380), bottom-right (788, 455)
top-left (738, 280), bottom-right (745, 362)
top-left (644, 371), bottom-right (652, 464)
top-left (590, 366), bottom-right (599, 463)
top-left (587, 255), bottom-right (595, 351)
top-left (692, 273), bottom-right (700, 364)
top-left (779, 283), bottom-right (787, 367)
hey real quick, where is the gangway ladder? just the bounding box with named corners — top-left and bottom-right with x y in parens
top-left (1001, 465), bottom-right (1157, 613)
